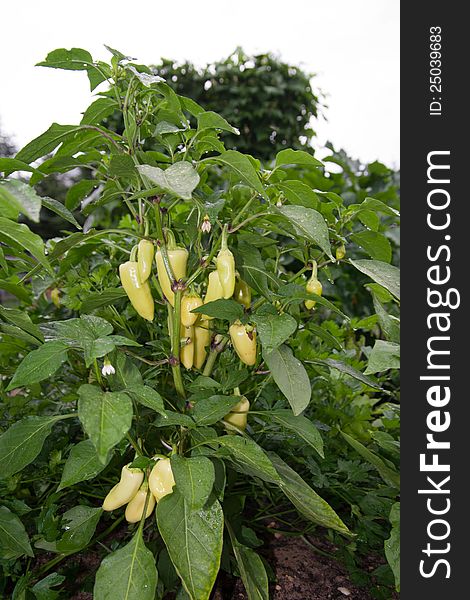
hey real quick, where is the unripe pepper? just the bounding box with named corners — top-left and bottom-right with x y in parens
top-left (180, 324), bottom-right (194, 370)
top-left (193, 320), bottom-right (211, 369)
top-left (224, 396), bottom-right (250, 432)
top-left (119, 261), bottom-right (154, 321)
top-left (181, 292), bottom-right (203, 327)
top-left (124, 482), bottom-right (156, 523)
top-left (149, 458), bottom-right (175, 501)
top-left (202, 271), bottom-right (224, 320)
top-left (50, 288), bottom-right (60, 307)
top-left (336, 243), bottom-right (346, 261)
top-left (229, 321), bottom-right (257, 366)
top-left (216, 228), bottom-right (236, 298)
top-left (155, 231), bottom-right (188, 306)
top-left (102, 465), bottom-right (144, 511)
top-left (305, 261), bottom-right (322, 310)
top-left (137, 239), bottom-right (154, 282)
top-left (234, 278), bottom-right (251, 309)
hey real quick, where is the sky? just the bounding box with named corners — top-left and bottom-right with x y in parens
top-left (0, 0), bottom-right (399, 167)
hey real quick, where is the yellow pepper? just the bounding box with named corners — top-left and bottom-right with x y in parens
top-left (224, 396), bottom-right (250, 432)
top-left (137, 239), bottom-right (154, 282)
top-left (119, 261), bottom-right (154, 321)
top-left (336, 243), bottom-right (346, 261)
top-left (234, 278), bottom-right (251, 309)
top-left (305, 260), bottom-right (322, 310)
top-left (202, 271), bottom-right (224, 320)
top-left (180, 324), bottom-right (194, 370)
top-left (193, 320), bottom-right (211, 370)
top-left (149, 458), bottom-right (175, 501)
top-left (102, 465), bottom-right (144, 511)
top-left (124, 482), bottom-right (156, 523)
top-left (181, 292), bottom-right (203, 327)
top-left (155, 231), bottom-right (188, 306)
top-left (229, 321), bottom-right (257, 366)
top-left (50, 288), bottom-right (61, 307)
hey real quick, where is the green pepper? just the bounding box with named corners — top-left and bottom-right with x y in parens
top-left (305, 260), bottom-right (322, 310)
top-left (234, 278), bottom-right (251, 308)
top-left (336, 243), bottom-right (346, 261)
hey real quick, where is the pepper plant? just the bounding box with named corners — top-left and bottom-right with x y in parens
top-left (0, 46), bottom-right (400, 599)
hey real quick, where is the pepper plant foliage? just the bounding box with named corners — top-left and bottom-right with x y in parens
top-left (0, 46), bottom-right (400, 599)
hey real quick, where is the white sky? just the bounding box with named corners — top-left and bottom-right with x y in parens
top-left (1, 0), bottom-right (399, 167)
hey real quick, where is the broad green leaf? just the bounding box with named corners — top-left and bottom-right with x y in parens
top-left (171, 455), bottom-right (215, 510)
top-left (269, 453), bottom-right (350, 534)
top-left (277, 283), bottom-right (349, 320)
top-left (275, 205), bottom-right (332, 259)
top-left (197, 111), bottom-right (239, 135)
top-left (263, 345), bottom-right (311, 416)
top-left (0, 180), bottom-right (42, 222)
top-left (16, 123), bottom-right (81, 164)
top-left (78, 384), bottom-right (133, 462)
top-left (41, 196), bottom-right (82, 229)
top-left (365, 340), bottom-right (400, 375)
top-left (372, 294), bottom-right (400, 343)
top-left (352, 196), bottom-right (400, 218)
top-left (0, 280), bottom-right (32, 303)
top-left (306, 323), bottom-right (343, 350)
top-left (55, 506), bottom-right (102, 553)
top-left (6, 341), bottom-right (68, 391)
top-left (80, 288), bottom-right (127, 313)
top-left (81, 97), bottom-right (117, 125)
top-left (307, 358), bottom-right (384, 391)
top-left (0, 324), bottom-right (42, 346)
top-left (157, 489), bottom-right (223, 600)
top-left (206, 150), bottom-right (266, 198)
top-left (236, 242), bottom-right (276, 298)
top-left (107, 353), bottom-right (143, 391)
top-left (215, 436), bottom-right (280, 484)
top-left (0, 416), bottom-right (61, 478)
top-left (191, 395), bottom-right (242, 426)
top-left (65, 179), bottom-right (98, 211)
top-left (94, 529), bottom-right (157, 600)
top-left (385, 503), bottom-right (400, 591)
top-left (350, 259), bottom-right (400, 300)
top-left (350, 231), bottom-right (392, 262)
top-left (0, 506), bottom-right (34, 559)
top-left (275, 180), bottom-right (319, 209)
top-left (0, 217), bottom-right (51, 273)
top-left (227, 525), bottom-right (269, 600)
top-left (0, 306), bottom-right (44, 342)
top-left (275, 149), bottom-right (323, 169)
top-left (192, 298), bottom-right (243, 322)
top-left (109, 154), bottom-right (137, 179)
top-left (264, 410), bottom-right (324, 457)
top-left (0, 157), bottom-right (40, 176)
top-left (341, 431), bottom-right (400, 488)
top-left (31, 573), bottom-right (65, 600)
top-left (251, 312), bottom-right (297, 352)
top-left (154, 411), bottom-right (195, 428)
top-left (127, 385), bottom-right (166, 416)
top-left (37, 47), bottom-right (93, 70)
top-left (58, 440), bottom-right (109, 490)
top-left (138, 162), bottom-right (200, 200)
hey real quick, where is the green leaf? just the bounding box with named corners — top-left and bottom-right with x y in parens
top-left (197, 111), bottom-right (239, 135)
top-left (31, 573), bottom-right (65, 600)
top-left (157, 489), bottom-right (223, 600)
top-left (16, 123), bottom-right (81, 164)
top-left (350, 231), bottom-right (392, 262)
top-left (275, 180), bottom-right (319, 209)
top-left (55, 506), bottom-right (102, 553)
top-left (191, 395), bottom-right (242, 426)
top-left (0, 416), bottom-right (60, 478)
top-left (307, 358), bottom-right (384, 390)
top-left (340, 431), bottom-right (400, 488)
top-left (227, 525), bottom-right (269, 600)
top-left (109, 154), bottom-right (137, 179)
top-left (137, 162), bottom-right (200, 200)
top-left (94, 529), bottom-right (158, 600)
top-left (171, 455), bottom-right (215, 510)
top-left (0, 217), bottom-right (52, 273)
top-left (65, 179), bottom-right (98, 211)
top-left (269, 453), bottom-right (350, 534)
top-left (251, 312), bottom-right (297, 352)
top-left (277, 283), bottom-right (349, 320)
top-left (6, 341), bottom-right (69, 391)
top-left (41, 196), bottom-right (82, 229)
top-left (0, 180), bottom-right (42, 222)
top-left (306, 323), bottom-right (343, 351)
top-left (107, 354), bottom-right (143, 392)
top-left (385, 502), bottom-right (400, 591)
top-left (0, 506), bottom-right (34, 559)
top-left (372, 294), bottom-right (400, 343)
top-left (353, 196), bottom-right (400, 218)
top-left (215, 436), bottom-right (280, 484)
top-left (275, 205), bottom-right (332, 259)
top-left (365, 340), bottom-right (400, 375)
top-left (236, 242), bottom-right (275, 298)
top-left (192, 299), bottom-right (243, 322)
top-left (350, 259), bottom-right (400, 300)
top-left (127, 385), bottom-right (166, 416)
top-left (37, 47), bottom-right (93, 70)
top-left (264, 410), bottom-right (324, 457)
top-left (206, 150), bottom-right (266, 198)
top-left (0, 280), bottom-right (32, 303)
top-left (78, 384), bottom-right (133, 463)
top-left (0, 157), bottom-right (40, 176)
top-left (263, 345), bottom-right (311, 416)
top-left (0, 306), bottom-right (44, 343)
top-left (275, 149), bottom-right (322, 169)
top-left (81, 97), bottom-right (117, 125)
top-left (58, 440), bottom-right (109, 490)
top-left (81, 288), bottom-right (127, 313)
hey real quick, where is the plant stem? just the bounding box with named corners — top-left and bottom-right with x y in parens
top-left (170, 291), bottom-right (186, 398)
top-left (202, 337), bottom-right (228, 377)
top-left (126, 432), bottom-right (143, 456)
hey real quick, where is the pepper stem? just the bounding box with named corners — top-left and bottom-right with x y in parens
top-left (221, 224), bottom-right (229, 251)
top-left (165, 228), bottom-right (177, 250)
top-left (309, 259), bottom-right (318, 280)
top-left (130, 245), bottom-right (138, 262)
